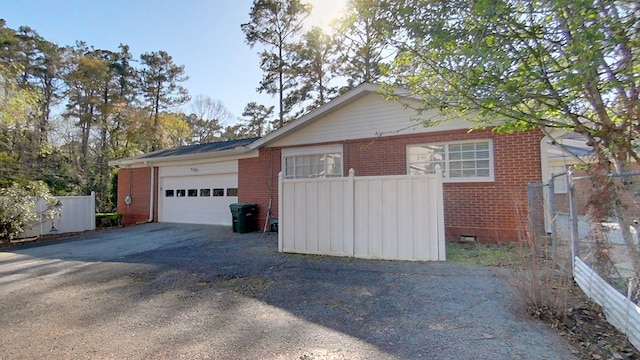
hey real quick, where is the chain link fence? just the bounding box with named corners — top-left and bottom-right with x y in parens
top-left (528, 168), bottom-right (640, 349)
top-left (527, 171), bottom-right (573, 257)
top-left (528, 170), bottom-right (640, 287)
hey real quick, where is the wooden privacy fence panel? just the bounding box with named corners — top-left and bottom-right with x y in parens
top-left (278, 169), bottom-right (445, 261)
top-left (574, 257), bottom-right (640, 351)
top-left (20, 192), bottom-right (96, 238)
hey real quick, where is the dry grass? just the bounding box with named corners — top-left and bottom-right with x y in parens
top-left (509, 236), bottom-right (573, 320)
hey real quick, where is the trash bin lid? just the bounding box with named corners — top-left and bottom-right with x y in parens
top-left (229, 203), bottom-right (257, 210)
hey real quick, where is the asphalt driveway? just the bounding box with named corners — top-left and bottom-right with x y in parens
top-left (0, 223), bottom-right (576, 359)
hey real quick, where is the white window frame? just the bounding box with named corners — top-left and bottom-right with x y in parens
top-left (282, 145), bottom-right (344, 179)
top-left (406, 139), bottom-right (494, 182)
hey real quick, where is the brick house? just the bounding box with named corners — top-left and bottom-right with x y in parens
top-left (111, 83), bottom-right (553, 242)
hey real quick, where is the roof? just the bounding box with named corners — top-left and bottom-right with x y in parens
top-left (109, 137), bottom-right (260, 167)
top-left (140, 137), bottom-right (259, 159)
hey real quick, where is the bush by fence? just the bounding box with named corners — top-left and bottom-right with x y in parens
top-left (95, 213), bottom-right (123, 228)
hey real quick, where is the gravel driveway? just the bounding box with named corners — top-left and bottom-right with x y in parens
top-left (0, 223), bottom-right (576, 359)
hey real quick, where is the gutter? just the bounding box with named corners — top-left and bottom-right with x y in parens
top-left (114, 162), bottom-right (156, 225)
top-left (145, 161), bottom-right (154, 223)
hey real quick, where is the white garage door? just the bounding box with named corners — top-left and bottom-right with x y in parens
top-left (159, 173), bottom-right (238, 225)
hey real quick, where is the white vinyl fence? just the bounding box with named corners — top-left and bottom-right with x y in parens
top-left (20, 192), bottom-right (96, 238)
top-left (278, 169), bottom-right (445, 261)
top-left (574, 257), bottom-right (640, 351)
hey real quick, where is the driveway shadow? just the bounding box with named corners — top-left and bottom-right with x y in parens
top-left (0, 223), bottom-right (576, 359)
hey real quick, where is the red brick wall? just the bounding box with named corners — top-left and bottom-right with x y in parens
top-left (117, 167), bottom-right (159, 226)
top-left (238, 148), bottom-right (282, 230)
top-left (239, 128), bottom-right (544, 242)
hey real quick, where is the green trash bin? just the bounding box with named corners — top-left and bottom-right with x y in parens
top-left (229, 203), bottom-right (258, 233)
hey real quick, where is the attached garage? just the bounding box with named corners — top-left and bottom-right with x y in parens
top-left (110, 138), bottom-right (259, 227)
top-left (158, 162), bottom-right (239, 225)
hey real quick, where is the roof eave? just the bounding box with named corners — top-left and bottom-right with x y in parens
top-left (109, 146), bottom-right (251, 167)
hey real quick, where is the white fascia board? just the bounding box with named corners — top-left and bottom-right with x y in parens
top-left (109, 147), bottom-right (257, 168)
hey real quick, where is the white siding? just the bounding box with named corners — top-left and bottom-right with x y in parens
top-left (270, 93), bottom-right (474, 147)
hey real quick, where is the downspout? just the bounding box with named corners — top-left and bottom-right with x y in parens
top-left (145, 161), bottom-right (154, 223)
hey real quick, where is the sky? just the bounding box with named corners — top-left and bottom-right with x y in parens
top-left (1, 0), bottom-right (347, 122)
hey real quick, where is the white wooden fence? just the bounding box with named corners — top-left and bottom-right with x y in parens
top-left (278, 169), bottom-right (445, 261)
top-left (20, 192), bottom-right (96, 238)
top-left (574, 257), bottom-right (640, 350)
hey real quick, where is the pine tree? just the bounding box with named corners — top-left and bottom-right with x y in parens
top-left (138, 50), bottom-right (190, 150)
top-left (241, 0), bottom-right (311, 127)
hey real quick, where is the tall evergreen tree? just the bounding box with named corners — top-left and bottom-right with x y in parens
top-left (242, 101), bottom-right (274, 137)
top-left (241, 0), bottom-right (311, 127)
top-left (63, 43), bottom-right (110, 174)
top-left (138, 50), bottom-right (190, 150)
top-left (333, 0), bottom-right (393, 88)
top-left (289, 26), bottom-right (338, 112)
top-left (13, 26), bottom-right (64, 146)
top-left (104, 44), bottom-right (138, 159)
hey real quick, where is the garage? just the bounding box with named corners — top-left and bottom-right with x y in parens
top-left (158, 161), bottom-right (239, 225)
top-left (111, 137), bottom-right (260, 226)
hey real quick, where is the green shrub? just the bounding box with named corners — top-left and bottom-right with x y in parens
top-left (95, 213), bottom-right (123, 228)
top-left (0, 181), bottom-right (60, 243)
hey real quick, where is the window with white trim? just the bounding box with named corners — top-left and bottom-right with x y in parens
top-left (407, 140), bottom-right (493, 182)
top-left (282, 145), bottom-right (343, 179)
